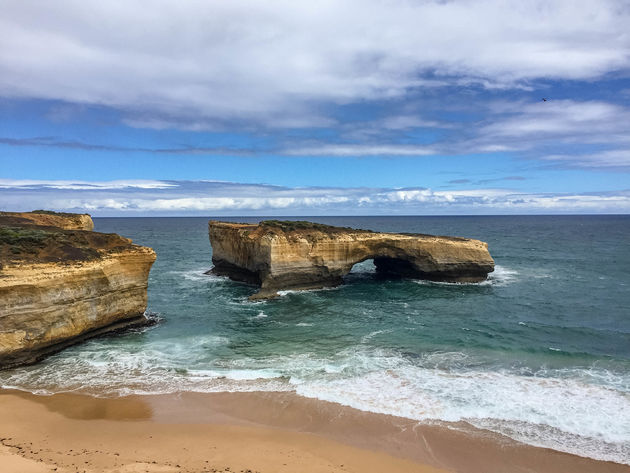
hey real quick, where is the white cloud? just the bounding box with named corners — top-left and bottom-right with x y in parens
top-left (1, 1), bottom-right (629, 128)
top-left (469, 100), bottom-right (630, 162)
top-left (482, 101), bottom-right (630, 139)
top-left (1, 179), bottom-right (628, 215)
top-left (542, 149), bottom-right (630, 168)
top-left (379, 115), bottom-right (453, 130)
top-left (0, 179), bottom-right (178, 190)
top-left (283, 144), bottom-right (436, 156)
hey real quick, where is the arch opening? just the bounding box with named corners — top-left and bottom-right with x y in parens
top-left (373, 256), bottom-right (420, 279)
top-left (345, 255), bottom-right (421, 283)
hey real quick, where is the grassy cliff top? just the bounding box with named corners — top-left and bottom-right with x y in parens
top-left (259, 220), bottom-right (372, 234)
top-left (0, 210), bottom-right (94, 231)
top-left (210, 220), bottom-right (469, 241)
top-left (0, 226), bottom-right (133, 266)
top-left (30, 209), bottom-right (89, 217)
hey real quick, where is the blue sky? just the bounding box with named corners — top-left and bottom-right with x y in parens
top-left (1, 0), bottom-right (629, 215)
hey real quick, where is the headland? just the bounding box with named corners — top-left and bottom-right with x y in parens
top-left (0, 211), bottom-right (156, 369)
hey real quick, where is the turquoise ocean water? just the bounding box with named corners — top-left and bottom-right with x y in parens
top-left (2, 216), bottom-right (629, 464)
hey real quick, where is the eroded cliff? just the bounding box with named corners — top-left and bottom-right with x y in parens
top-left (0, 210), bottom-right (94, 231)
top-left (0, 211), bottom-right (156, 369)
top-left (209, 220), bottom-right (494, 299)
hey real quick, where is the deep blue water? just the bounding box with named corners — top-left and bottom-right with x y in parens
top-left (2, 216), bottom-right (629, 463)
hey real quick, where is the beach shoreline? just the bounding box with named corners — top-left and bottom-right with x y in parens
top-left (1, 388), bottom-right (627, 473)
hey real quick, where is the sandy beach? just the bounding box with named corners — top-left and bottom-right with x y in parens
top-left (1, 389), bottom-right (627, 473)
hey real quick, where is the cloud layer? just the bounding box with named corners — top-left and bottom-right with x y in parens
top-left (1, 180), bottom-right (628, 215)
top-left (2, 1), bottom-right (629, 204)
top-left (2, 0), bottom-right (629, 128)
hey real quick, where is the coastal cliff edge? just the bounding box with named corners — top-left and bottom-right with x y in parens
top-left (0, 211), bottom-right (156, 369)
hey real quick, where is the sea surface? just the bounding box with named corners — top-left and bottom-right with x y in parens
top-left (2, 216), bottom-right (629, 464)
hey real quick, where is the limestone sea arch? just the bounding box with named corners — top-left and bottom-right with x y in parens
top-left (209, 220), bottom-right (495, 299)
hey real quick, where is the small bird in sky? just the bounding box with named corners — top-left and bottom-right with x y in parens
top-left (541, 98), bottom-right (548, 102)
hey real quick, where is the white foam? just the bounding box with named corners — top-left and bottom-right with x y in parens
top-left (290, 354), bottom-right (630, 464)
top-left (187, 368), bottom-right (283, 381)
top-left (360, 329), bottom-right (393, 343)
top-left (2, 345), bottom-right (629, 464)
top-left (277, 286), bottom-right (340, 297)
top-left (233, 298), bottom-right (267, 306)
top-left (168, 268), bottom-right (227, 282)
top-left (488, 265), bottom-right (519, 285)
top-left (413, 265), bottom-right (518, 287)
top-left (0, 346), bottom-right (290, 397)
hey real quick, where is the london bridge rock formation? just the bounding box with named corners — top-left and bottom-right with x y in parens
top-left (209, 220), bottom-right (495, 300)
top-left (0, 211), bottom-right (156, 369)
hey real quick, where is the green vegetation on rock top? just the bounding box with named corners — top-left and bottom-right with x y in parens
top-left (0, 226), bottom-right (51, 246)
top-left (0, 226), bottom-right (60, 260)
top-left (31, 210), bottom-right (84, 217)
top-left (259, 220), bottom-right (370, 233)
top-left (0, 226), bottom-right (130, 265)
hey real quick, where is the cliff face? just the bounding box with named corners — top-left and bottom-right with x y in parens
top-left (0, 210), bottom-right (94, 231)
top-left (209, 220), bottom-right (495, 299)
top-left (0, 212), bottom-right (156, 369)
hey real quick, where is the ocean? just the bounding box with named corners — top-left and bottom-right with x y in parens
top-left (1, 216), bottom-right (629, 464)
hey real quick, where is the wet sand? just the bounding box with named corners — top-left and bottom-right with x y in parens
top-left (0, 389), bottom-right (628, 473)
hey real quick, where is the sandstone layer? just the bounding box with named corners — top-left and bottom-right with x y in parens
top-left (209, 220), bottom-right (494, 299)
top-left (0, 210), bottom-right (94, 230)
top-left (0, 211), bottom-right (156, 369)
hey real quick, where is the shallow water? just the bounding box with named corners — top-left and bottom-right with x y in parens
top-left (2, 216), bottom-right (629, 464)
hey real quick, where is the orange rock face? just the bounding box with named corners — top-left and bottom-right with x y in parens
top-left (0, 211), bottom-right (156, 369)
top-left (209, 220), bottom-right (494, 299)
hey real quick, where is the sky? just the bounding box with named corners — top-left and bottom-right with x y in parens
top-left (1, 0), bottom-right (630, 216)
